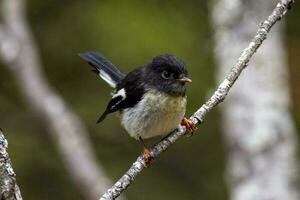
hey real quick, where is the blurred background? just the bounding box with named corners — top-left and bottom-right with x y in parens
top-left (0, 0), bottom-right (299, 199)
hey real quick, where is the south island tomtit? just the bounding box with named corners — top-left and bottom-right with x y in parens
top-left (79, 52), bottom-right (195, 164)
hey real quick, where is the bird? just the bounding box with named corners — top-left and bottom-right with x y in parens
top-left (79, 52), bottom-right (196, 165)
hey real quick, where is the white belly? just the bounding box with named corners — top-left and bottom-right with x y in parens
top-left (120, 90), bottom-right (187, 139)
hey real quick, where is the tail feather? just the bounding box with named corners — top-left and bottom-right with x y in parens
top-left (79, 52), bottom-right (125, 88)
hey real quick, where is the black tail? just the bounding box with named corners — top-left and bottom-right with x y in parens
top-left (79, 52), bottom-right (125, 88)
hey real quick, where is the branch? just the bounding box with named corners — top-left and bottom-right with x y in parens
top-left (0, 129), bottom-right (23, 200)
top-left (100, 0), bottom-right (295, 199)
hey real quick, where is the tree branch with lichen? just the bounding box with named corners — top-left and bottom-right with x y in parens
top-left (0, 129), bottom-right (23, 200)
top-left (100, 0), bottom-right (295, 199)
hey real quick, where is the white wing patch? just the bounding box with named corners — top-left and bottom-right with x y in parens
top-left (112, 88), bottom-right (126, 100)
top-left (99, 69), bottom-right (117, 88)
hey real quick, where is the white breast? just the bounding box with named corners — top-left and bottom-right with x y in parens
top-left (120, 89), bottom-right (187, 139)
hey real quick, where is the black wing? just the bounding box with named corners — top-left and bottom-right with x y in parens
top-left (96, 68), bottom-right (145, 123)
top-left (97, 95), bottom-right (124, 123)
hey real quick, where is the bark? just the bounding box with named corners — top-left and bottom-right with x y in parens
top-left (0, 0), bottom-right (117, 199)
top-left (100, 0), bottom-right (295, 199)
top-left (0, 129), bottom-right (23, 200)
top-left (212, 0), bottom-right (299, 200)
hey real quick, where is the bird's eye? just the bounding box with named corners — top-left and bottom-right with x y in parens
top-left (161, 71), bottom-right (171, 79)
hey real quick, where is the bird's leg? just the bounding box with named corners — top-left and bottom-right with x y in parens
top-left (139, 136), bottom-right (154, 167)
top-left (181, 117), bottom-right (197, 137)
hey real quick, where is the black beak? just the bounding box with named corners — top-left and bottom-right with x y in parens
top-left (177, 77), bottom-right (192, 83)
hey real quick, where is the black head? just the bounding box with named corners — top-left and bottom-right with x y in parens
top-left (144, 54), bottom-right (191, 96)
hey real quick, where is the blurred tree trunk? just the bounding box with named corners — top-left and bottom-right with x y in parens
top-left (0, 0), bottom-right (119, 199)
top-left (212, 0), bottom-right (299, 200)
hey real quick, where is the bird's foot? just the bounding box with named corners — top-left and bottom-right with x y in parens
top-left (142, 147), bottom-right (154, 167)
top-left (181, 117), bottom-right (197, 137)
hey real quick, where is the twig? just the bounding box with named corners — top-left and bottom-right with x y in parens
top-left (100, 0), bottom-right (295, 199)
top-left (0, 129), bottom-right (23, 200)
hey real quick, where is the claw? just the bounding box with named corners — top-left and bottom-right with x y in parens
top-left (142, 147), bottom-right (154, 167)
top-left (181, 117), bottom-right (197, 136)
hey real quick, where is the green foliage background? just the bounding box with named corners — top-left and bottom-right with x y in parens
top-left (0, 1), bottom-right (299, 199)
